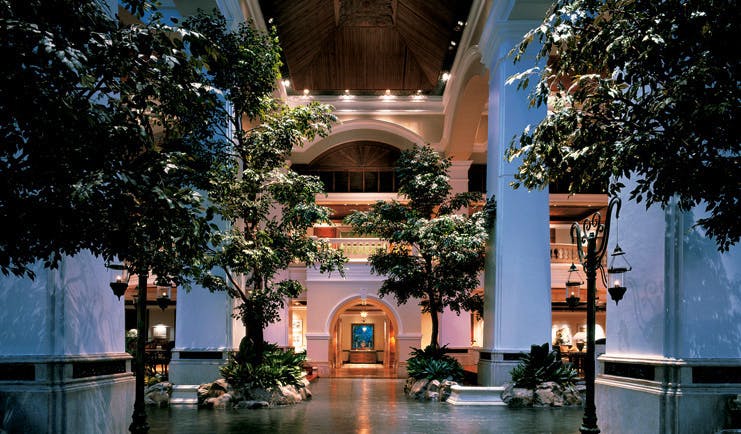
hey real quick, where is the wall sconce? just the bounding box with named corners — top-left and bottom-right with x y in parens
top-left (108, 263), bottom-right (130, 300)
top-left (360, 310), bottom-right (368, 323)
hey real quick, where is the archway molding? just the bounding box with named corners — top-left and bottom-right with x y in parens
top-left (293, 119), bottom-right (425, 165)
top-left (440, 46), bottom-right (490, 160)
top-left (325, 293), bottom-right (403, 336)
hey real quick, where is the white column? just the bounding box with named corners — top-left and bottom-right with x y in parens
top-left (596, 183), bottom-right (741, 433)
top-left (440, 159), bottom-right (477, 354)
top-left (0, 252), bottom-right (133, 433)
top-left (477, 18), bottom-right (551, 386)
top-left (448, 160), bottom-right (473, 198)
top-left (168, 287), bottom-right (232, 385)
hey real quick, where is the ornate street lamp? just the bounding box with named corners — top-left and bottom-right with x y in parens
top-left (565, 263), bottom-right (583, 309)
top-left (571, 196), bottom-right (630, 434)
top-left (131, 271), bottom-right (150, 434)
top-left (108, 262), bottom-right (149, 433)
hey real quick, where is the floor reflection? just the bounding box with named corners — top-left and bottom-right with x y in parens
top-left (148, 378), bottom-right (583, 434)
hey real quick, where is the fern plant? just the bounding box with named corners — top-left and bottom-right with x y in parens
top-left (510, 343), bottom-right (578, 389)
top-left (406, 344), bottom-right (464, 381)
top-left (220, 338), bottom-right (306, 394)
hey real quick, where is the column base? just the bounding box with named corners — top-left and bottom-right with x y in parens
top-left (596, 355), bottom-right (741, 434)
top-left (168, 349), bottom-right (228, 386)
top-left (0, 354), bottom-right (134, 433)
top-left (476, 350), bottom-right (523, 386)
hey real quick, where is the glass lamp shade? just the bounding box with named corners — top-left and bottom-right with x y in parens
top-left (608, 244), bottom-right (632, 304)
top-left (156, 285), bottom-right (171, 311)
top-left (108, 263), bottom-right (130, 299)
top-left (565, 263), bottom-right (583, 309)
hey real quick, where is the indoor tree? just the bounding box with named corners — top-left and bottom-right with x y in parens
top-left (0, 0), bottom-right (223, 283)
top-left (507, 0), bottom-right (739, 251)
top-left (184, 11), bottom-right (347, 362)
top-left (345, 145), bottom-right (494, 351)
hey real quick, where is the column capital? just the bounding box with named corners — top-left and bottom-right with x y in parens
top-left (478, 0), bottom-right (551, 71)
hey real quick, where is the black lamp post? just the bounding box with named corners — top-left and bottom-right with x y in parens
top-left (108, 264), bottom-right (149, 433)
top-left (570, 196), bottom-right (628, 434)
top-left (130, 271), bottom-right (150, 433)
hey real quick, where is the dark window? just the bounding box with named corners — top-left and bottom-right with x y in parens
top-left (468, 164), bottom-right (487, 193)
top-left (364, 172), bottom-right (378, 192)
top-left (335, 172), bottom-right (349, 192)
top-left (349, 172), bottom-right (364, 192)
top-left (379, 171), bottom-right (395, 192)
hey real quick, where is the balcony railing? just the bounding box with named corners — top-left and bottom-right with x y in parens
top-left (550, 243), bottom-right (580, 263)
top-left (315, 233), bottom-right (599, 264)
top-left (325, 238), bottom-right (389, 259)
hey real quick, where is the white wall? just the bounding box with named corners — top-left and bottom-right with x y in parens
top-left (0, 251), bottom-right (124, 356)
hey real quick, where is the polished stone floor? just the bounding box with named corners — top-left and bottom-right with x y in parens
top-left (147, 378), bottom-right (583, 433)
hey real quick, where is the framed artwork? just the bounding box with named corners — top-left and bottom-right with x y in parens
top-left (351, 323), bottom-right (374, 349)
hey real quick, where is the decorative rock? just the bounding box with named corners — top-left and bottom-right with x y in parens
top-left (425, 390), bottom-right (439, 401)
top-left (279, 385), bottom-right (302, 405)
top-left (439, 380), bottom-right (457, 401)
top-left (409, 379), bottom-right (430, 398)
top-left (144, 382), bottom-right (172, 407)
top-left (427, 379), bottom-right (441, 393)
top-left (209, 393), bottom-right (233, 408)
top-left (234, 400), bottom-right (269, 409)
top-left (212, 378), bottom-right (230, 393)
top-left (502, 382), bottom-right (581, 408)
top-left (196, 379), bottom-right (313, 409)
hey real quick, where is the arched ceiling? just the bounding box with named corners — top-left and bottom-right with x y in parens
top-left (310, 141), bottom-right (401, 170)
top-left (258, 0), bottom-right (473, 94)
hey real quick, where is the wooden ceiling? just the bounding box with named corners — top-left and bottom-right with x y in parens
top-left (258, 0), bottom-right (472, 94)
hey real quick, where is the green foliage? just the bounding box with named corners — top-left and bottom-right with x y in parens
top-left (220, 339), bottom-right (306, 393)
top-left (183, 11), bottom-right (346, 360)
top-left (510, 343), bottom-right (578, 389)
top-left (508, 0), bottom-right (740, 251)
top-left (406, 345), bottom-right (464, 381)
top-left (345, 145), bottom-right (495, 349)
top-left (0, 0), bottom-right (222, 281)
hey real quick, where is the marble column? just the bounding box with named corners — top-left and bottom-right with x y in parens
top-left (0, 253), bottom-right (133, 433)
top-left (477, 17), bottom-right (551, 386)
top-left (168, 286), bottom-right (232, 386)
top-left (596, 184), bottom-right (741, 433)
top-left (440, 160), bottom-right (477, 354)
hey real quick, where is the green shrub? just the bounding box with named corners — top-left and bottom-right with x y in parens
top-left (220, 339), bottom-right (306, 394)
top-left (510, 343), bottom-right (578, 389)
top-left (406, 345), bottom-right (464, 382)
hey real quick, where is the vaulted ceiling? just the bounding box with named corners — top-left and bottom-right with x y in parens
top-left (258, 0), bottom-right (473, 94)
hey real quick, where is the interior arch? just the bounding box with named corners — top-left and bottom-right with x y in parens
top-left (326, 295), bottom-right (402, 370)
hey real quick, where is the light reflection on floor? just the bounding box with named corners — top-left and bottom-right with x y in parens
top-left (147, 378), bottom-right (583, 434)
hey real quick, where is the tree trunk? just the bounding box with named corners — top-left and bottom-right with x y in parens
top-left (243, 312), bottom-right (265, 364)
top-left (429, 307), bottom-right (439, 351)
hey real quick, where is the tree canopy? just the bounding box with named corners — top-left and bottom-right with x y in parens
top-left (508, 0), bottom-right (739, 251)
top-left (345, 145), bottom-right (494, 350)
top-left (0, 0), bottom-right (222, 281)
top-left (183, 11), bottom-right (346, 359)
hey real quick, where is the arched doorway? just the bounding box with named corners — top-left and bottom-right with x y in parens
top-left (327, 296), bottom-right (400, 377)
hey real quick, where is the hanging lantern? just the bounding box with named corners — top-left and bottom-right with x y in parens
top-left (108, 263), bottom-right (130, 300)
top-left (156, 284), bottom-right (171, 311)
top-left (608, 244), bottom-right (632, 304)
top-left (565, 263), bottom-right (583, 309)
